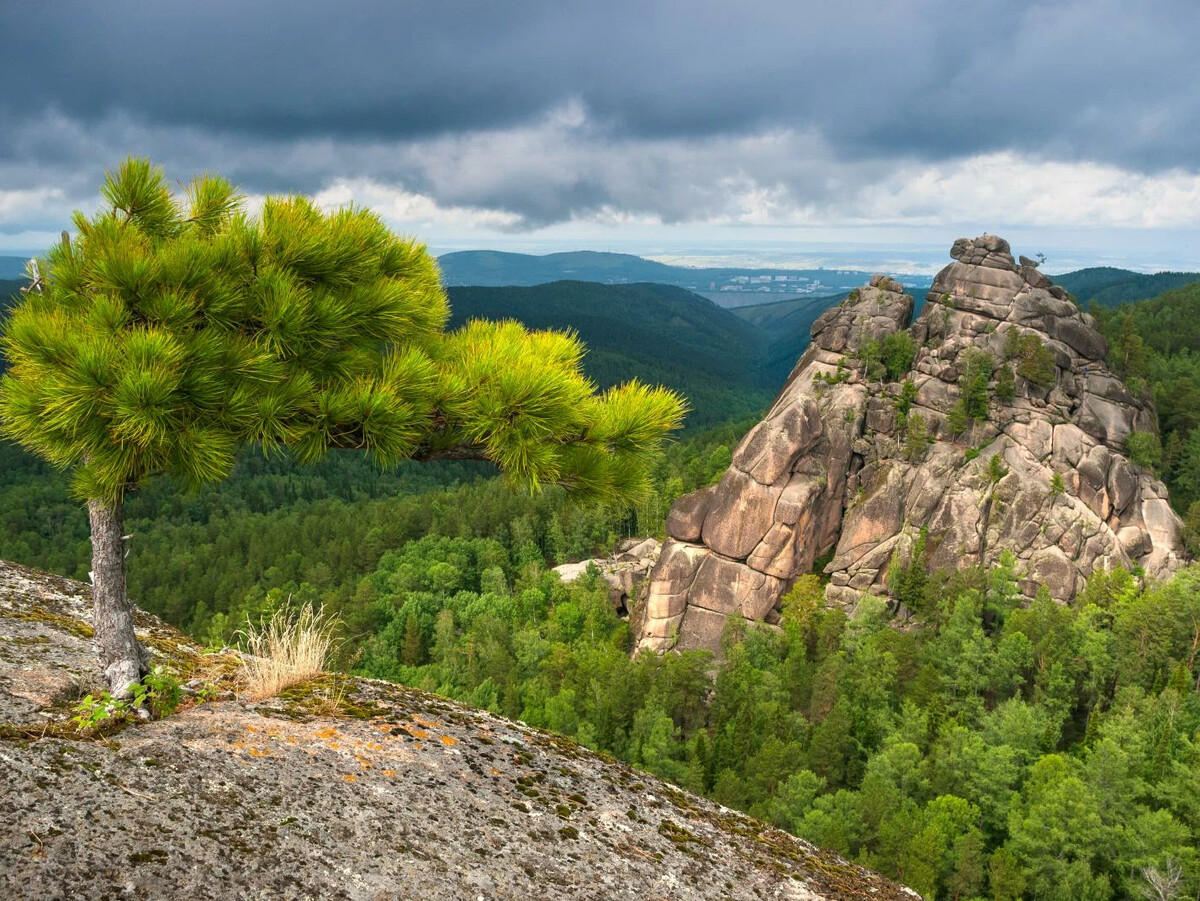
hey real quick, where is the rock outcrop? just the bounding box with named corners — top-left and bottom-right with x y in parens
top-left (0, 559), bottom-right (919, 900)
top-left (640, 236), bottom-right (1189, 653)
top-left (553, 536), bottom-right (661, 616)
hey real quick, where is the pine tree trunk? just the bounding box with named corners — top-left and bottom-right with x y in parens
top-left (88, 498), bottom-right (148, 696)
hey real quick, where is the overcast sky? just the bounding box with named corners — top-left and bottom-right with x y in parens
top-left (3, 0), bottom-right (1199, 270)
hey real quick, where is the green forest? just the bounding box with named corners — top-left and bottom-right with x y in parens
top-left (2, 270), bottom-right (1200, 900)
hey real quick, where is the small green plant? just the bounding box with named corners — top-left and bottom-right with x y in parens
top-left (1015, 334), bottom-right (1057, 388)
top-left (71, 691), bottom-right (133, 732)
top-left (947, 400), bottom-right (969, 437)
top-left (894, 379), bottom-right (919, 418)
top-left (987, 453), bottom-right (1009, 484)
top-left (813, 366), bottom-right (850, 387)
top-left (1049, 472), bottom-right (1066, 497)
top-left (959, 349), bottom-right (994, 420)
top-left (904, 412), bottom-right (930, 462)
top-left (1127, 431), bottom-right (1163, 472)
top-left (994, 364), bottom-right (1016, 403)
top-left (70, 666), bottom-right (181, 732)
top-left (881, 332), bottom-right (917, 382)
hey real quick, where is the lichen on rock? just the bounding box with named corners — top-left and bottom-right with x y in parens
top-left (0, 559), bottom-right (920, 900)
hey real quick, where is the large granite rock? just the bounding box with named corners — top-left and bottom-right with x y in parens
top-left (0, 559), bottom-right (920, 901)
top-left (638, 236), bottom-right (1190, 653)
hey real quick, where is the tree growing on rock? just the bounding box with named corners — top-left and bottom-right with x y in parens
top-left (0, 159), bottom-right (686, 697)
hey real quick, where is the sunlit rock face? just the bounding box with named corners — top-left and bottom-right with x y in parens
top-left (639, 237), bottom-right (1189, 653)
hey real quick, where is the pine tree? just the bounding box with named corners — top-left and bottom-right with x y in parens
top-left (0, 159), bottom-right (686, 697)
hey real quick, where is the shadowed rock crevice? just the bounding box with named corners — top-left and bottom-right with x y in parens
top-left (640, 238), bottom-right (1190, 653)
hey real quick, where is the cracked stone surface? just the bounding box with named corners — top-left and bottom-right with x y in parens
top-left (0, 559), bottom-right (920, 900)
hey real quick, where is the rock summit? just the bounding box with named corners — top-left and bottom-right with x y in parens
top-left (640, 236), bottom-right (1189, 652)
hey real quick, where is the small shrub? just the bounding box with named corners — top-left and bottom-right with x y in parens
top-left (1015, 334), bottom-right (1056, 388)
top-left (881, 332), bottom-right (917, 382)
top-left (904, 412), bottom-right (930, 462)
top-left (1049, 472), bottom-right (1066, 497)
top-left (894, 379), bottom-right (919, 419)
top-left (947, 400), bottom-right (969, 437)
top-left (987, 453), bottom-right (1009, 484)
top-left (994, 364), bottom-right (1016, 402)
top-left (1127, 431), bottom-right (1163, 472)
top-left (238, 603), bottom-right (340, 700)
top-left (960, 349), bottom-right (994, 420)
top-left (71, 666), bottom-right (181, 731)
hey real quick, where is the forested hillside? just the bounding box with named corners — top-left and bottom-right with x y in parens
top-left (1055, 266), bottom-right (1200, 307)
top-left (2, 269), bottom-right (1200, 899)
top-left (448, 281), bottom-right (799, 425)
top-left (1096, 282), bottom-right (1200, 546)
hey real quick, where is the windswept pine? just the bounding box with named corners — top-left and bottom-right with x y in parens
top-left (0, 159), bottom-right (685, 697)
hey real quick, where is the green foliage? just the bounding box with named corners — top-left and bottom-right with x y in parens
top-left (893, 379), bottom-right (918, 421)
top-left (0, 158), bottom-right (685, 509)
top-left (988, 452), bottom-right (1009, 485)
top-left (1127, 430), bottom-right (1163, 472)
top-left (958, 349), bottom-right (994, 421)
top-left (881, 332), bottom-right (917, 382)
top-left (1050, 472), bottom-right (1066, 498)
top-left (946, 401), bottom-right (968, 437)
top-left (904, 412), bottom-right (931, 463)
top-left (994, 363), bottom-right (1016, 402)
top-left (1014, 334), bottom-right (1057, 388)
top-left (71, 665), bottom-right (182, 730)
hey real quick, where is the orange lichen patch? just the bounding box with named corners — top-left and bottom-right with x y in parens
top-left (247, 748), bottom-right (271, 758)
top-left (401, 725), bottom-right (430, 740)
top-left (355, 756), bottom-right (373, 769)
top-left (489, 768), bottom-right (503, 776)
top-left (411, 715), bottom-right (442, 728)
top-left (381, 770), bottom-right (396, 778)
top-left (366, 742), bottom-right (383, 751)
top-left (439, 735), bottom-right (459, 747)
top-left (374, 723), bottom-right (394, 734)
top-left (313, 727), bottom-right (340, 741)
top-left (343, 774), bottom-right (357, 782)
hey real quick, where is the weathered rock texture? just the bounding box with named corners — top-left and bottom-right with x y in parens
top-left (553, 536), bottom-right (662, 617)
top-left (0, 559), bottom-right (919, 900)
top-left (640, 236), bottom-right (1189, 653)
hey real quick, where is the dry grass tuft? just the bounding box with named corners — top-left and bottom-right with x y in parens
top-left (237, 603), bottom-right (339, 700)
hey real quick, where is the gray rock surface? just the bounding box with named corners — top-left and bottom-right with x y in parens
top-left (639, 238), bottom-right (1190, 653)
top-left (0, 559), bottom-right (920, 900)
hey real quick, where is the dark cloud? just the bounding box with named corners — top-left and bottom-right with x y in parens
top-left (1, 0), bottom-right (1198, 237)
top-left (4, 0), bottom-right (1197, 163)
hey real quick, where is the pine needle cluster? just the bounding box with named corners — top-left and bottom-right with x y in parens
top-left (0, 159), bottom-right (687, 507)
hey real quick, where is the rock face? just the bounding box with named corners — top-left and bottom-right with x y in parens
top-left (553, 536), bottom-right (661, 616)
top-left (640, 238), bottom-right (1190, 653)
top-left (0, 559), bottom-right (919, 901)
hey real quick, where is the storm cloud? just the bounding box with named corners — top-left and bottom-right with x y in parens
top-left (2, 0), bottom-right (1199, 249)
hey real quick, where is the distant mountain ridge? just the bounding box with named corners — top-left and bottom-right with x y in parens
top-left (438, 249), bottom-right (931, 306)
top-left (447, 281), bottom-right (805, 427)
top-left (1052, 266), bottom-right (1200, 307)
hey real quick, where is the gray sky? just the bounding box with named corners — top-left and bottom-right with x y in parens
top-left (3, 0), bottom-right (1199, 269)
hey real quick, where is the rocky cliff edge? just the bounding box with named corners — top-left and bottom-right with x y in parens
top-left (0, 558), bottom-right (919, 900)
top-left (640, 235), bottom-right (1189, 653)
